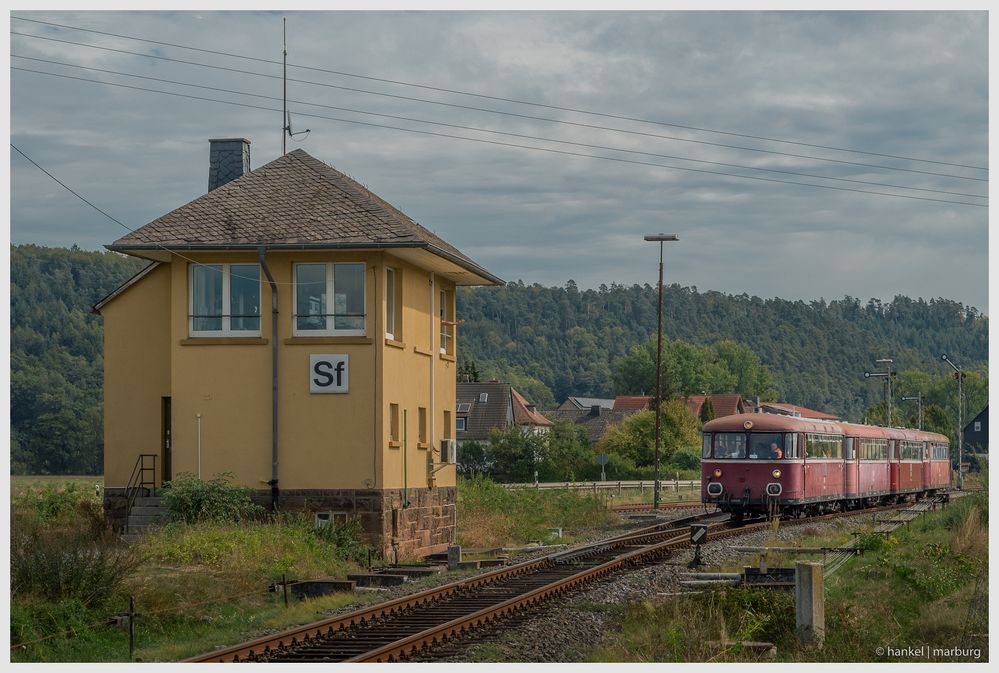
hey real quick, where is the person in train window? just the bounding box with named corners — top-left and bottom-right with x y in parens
top-left (772, 442), bottom-right (783, 459)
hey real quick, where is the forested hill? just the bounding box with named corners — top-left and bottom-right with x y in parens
top-left (9, 244), bottom-right (988, 474)
top-left (11, 245), bottom-right (147, 474)
top-left (457, 281), bottom-right (988, 420)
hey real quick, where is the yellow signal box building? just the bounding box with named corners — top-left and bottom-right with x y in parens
top-left (96, 140), bottom-right (502, 558)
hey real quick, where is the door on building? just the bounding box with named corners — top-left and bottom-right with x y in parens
top-left (162, 397), bottom-right (172, 483)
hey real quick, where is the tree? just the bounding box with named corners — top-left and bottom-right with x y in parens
top-left (699, 398), bottom-right (715, 423)
top-left (595, 398), bottom-right (700, 476)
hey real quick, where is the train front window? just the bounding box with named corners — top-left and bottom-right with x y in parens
top-left (747, 433), bottom-right (783, 459)
top-left (713, 433), bottom-right (746, 459)
top-left (702, 433), bottom-right (712, 459)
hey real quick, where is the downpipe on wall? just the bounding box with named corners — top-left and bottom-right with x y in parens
top-left (259, 247), bottom-right (280, 511)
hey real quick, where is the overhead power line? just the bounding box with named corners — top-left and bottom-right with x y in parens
top-left (10, 14), bottom-right (989, 173)
top-left (10, 55), bottom-right (987, 202)
top-left (9, 29), bottom-right (988, 184)
top-left (11, 66), bottom-right (987, 209)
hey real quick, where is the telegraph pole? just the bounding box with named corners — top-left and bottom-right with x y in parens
top-left (941, 354), bottom-right (965, 489)
top-left (864, 358), bottom-right (895, 427)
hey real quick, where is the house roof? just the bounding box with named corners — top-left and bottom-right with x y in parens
top-left (511, 388), bottom-right (554, 427)
top-left (558, 396), bottom-right (615, 410)
top-left (107, 149), bottom-right (502, 286)
top-left (684, 394), bottom-right (744, 419)
top-left (456, 382), bottom-right (550, 441)
top-left (92, 261), bottom-right (159, 313)
top-left (613, 396), bottom-right (654, 411)
top-left (760, 402), bottom-right (840, 421)
top-left (542, 407), bottom-right (641, 444)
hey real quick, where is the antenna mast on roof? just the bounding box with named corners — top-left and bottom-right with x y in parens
top-left (282, 17), bottom-right (287, 155)
top-left (281, 18), bottom-right (309, 153)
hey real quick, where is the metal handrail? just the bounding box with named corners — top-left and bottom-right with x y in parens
top-left (124, 454), bottom-right (157, 533)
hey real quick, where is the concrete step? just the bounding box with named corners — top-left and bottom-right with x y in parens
top-left (133, 495), bottom-right (163, 506)
top-left (129, 505), bottom-right (171, 517)
top-left (127, 515), bottom-right (171, 527)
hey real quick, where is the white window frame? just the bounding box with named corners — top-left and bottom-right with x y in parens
top-left (385, 267), bottom-right (396, 340)
top-left (456, 417), bottom-right (467, 432)
top-left (292, 262), bottom-right (366, 337)
top-left (188, 263), bottom-right (262, 337)
top-left (440, 288), bottom-right (453, 354)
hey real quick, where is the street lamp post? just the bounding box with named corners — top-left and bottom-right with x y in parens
top-left (901, 392), bottom-right (922, 430)
top-left (863, 358), bottom-right (895, 427)
top-left (941, 354), bottom-right (965, 489)
top-left (644, 234), bottom-right (679, 510)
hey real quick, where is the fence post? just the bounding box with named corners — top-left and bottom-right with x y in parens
top-left (795, 562), bottom-right (825, 648)
top-left (282, 573), bottom-right (289, 608)
top-left (128, 595), bottom-right (136, 662)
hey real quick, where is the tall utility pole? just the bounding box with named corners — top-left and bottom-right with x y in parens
top-left (941, 354), bottom-right (965, 489)
top-left (902, 392), bottom-right (922, 430)
top-left (864, 358), bottom-right (895, 427)
top-left (643, 234), bottom-right (678, 510)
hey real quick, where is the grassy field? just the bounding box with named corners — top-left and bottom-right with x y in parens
top-left (589, 489), bottom-right (989, 663)
top-left (10, 474), bottom-right (626, 662)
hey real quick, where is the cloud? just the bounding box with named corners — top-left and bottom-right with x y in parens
top-left (8, 10), bottom-right (988, 311)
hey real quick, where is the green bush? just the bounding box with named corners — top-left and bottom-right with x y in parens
top-left (160, 473), bottom-right (263, 524)
top-left (10, 524), bottom-right (140, 608)
top-left (311, 516), bottom-right (367, 563)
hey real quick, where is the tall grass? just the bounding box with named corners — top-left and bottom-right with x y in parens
top-left (457, 475), bottom-right (616, 547)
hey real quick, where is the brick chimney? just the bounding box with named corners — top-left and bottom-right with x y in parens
top-left (208, 138), bottom-right (251, 191)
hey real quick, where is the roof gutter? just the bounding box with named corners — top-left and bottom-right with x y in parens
top-left (106, 241), bottom-right (505, 286)
top-left (258, 246), bottom-right (280, 511)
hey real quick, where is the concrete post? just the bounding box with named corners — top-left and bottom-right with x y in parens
top-left (795, 562), bottom-right (825, 647)
top-left (447, 544), bottom-right (462, 570)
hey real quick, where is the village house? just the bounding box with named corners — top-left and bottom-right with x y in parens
top-left (454, 381), bottom-right (553, 445)
top-left (95, 139), bottom-right (502, 558)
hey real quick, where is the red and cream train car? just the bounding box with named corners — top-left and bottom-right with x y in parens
top-left (701, 413), bottom-right (950, 518)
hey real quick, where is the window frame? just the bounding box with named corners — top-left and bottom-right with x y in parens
top-left (385, 267), bottom-right (398, 340)
top-left (456, 417), bottom-right (467, 432)
top-left (440, 288), bottom-right (453, 354)
top-left (188, 263), bottom-right (262, 337)
top-left (292, 262), bottom-right (366, 337)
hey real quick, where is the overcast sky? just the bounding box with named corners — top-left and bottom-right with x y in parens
top-left (8, 10), bottom-right (990, 310)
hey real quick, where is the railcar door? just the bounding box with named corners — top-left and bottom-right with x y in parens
top-left (889, 440), bottom-right (900, 494)
top-left (921, 443), bottom-right (931, 491)
top-left (844, 437), bottom-right (858, 499)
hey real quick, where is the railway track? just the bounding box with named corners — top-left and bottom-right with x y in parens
top-left (188, 503), bottom-right (892, 663)
top-left (609, 501), bottom-right (706, 513)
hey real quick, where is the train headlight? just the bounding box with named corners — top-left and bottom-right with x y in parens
top-left (713, 468), bottom-right (722, 478)
top-left (772, 469), bottom-right (782, 479)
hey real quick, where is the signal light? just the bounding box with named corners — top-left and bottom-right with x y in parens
top-left (713, 468), bottom-right (722, 478)
top-left (772, 469), bottom-right (782, 479)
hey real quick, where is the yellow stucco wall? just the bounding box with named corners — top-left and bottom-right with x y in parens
top-left (101, 264), bottom-right (171, 487)
top-left (102, 249), bottom-right (458, 492)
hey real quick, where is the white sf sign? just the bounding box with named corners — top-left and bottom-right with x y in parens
top-left (310, 354), bottom-right (349, 394)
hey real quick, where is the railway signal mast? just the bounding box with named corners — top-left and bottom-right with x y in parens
top-left (864, 358), bottom-right (895, 427)
top-left (941, 354), bottom-right (965, 490)
top-left (902, 392), bottom-right (922, 430)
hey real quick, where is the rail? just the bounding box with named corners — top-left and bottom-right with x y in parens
top-left (123, 454), bottom-right (157, 533)
top-left (501, 479), bottom-right (700, 492)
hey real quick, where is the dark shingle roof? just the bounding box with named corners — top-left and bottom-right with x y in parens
top-left (456, 382), bottom-right (551, 441)
top-left (542, 408), bottom-right (642, 444)
top-left (108, 149), bottom-right (501, 284)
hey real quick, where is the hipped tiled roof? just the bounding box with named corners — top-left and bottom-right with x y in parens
top-left (542, 407), bottom-right (641, 444)
top-left (108, 149), bottom-right (501, 284)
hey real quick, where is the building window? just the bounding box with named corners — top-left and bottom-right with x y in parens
top-left (293, 262), bottom-right (365, 336)
top-left (456, 417), bottom-right (467, 432)
top-left (189, 263), bottom-right (261, 336)
top-left (974, 421), bottom-right (981, 432)
top-left (457, 402), bottom-right (471, 413)
top-left (389, 403), bottom-right (400, 444)
top-left (478, 393), bottom-right (488, 404)
top-left (418, 407), bottom-right (428, 445)
top-left (443, 410), bottom-right (452, 439)
top-left (385, 267), bottom-right (399, 340)
top-left (440, 288), bottom-right (453, 354)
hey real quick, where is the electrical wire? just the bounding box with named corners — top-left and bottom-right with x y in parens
top-left (11, 143), bottom-right (320, 286)
top-left (11, 54), bottom-right (986, 202)
top-left (10, 66), bottom-right (988, 209)
top-left (9, 30), bottom-right (988, 184)
top-left (10, 14), bottom-right (989, 173)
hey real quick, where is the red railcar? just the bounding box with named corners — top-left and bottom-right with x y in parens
top-left (702, 413), bottom-right (949, 518)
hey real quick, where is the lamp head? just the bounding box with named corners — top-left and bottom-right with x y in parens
top-left (644, 234), bottom-right (679, 242)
